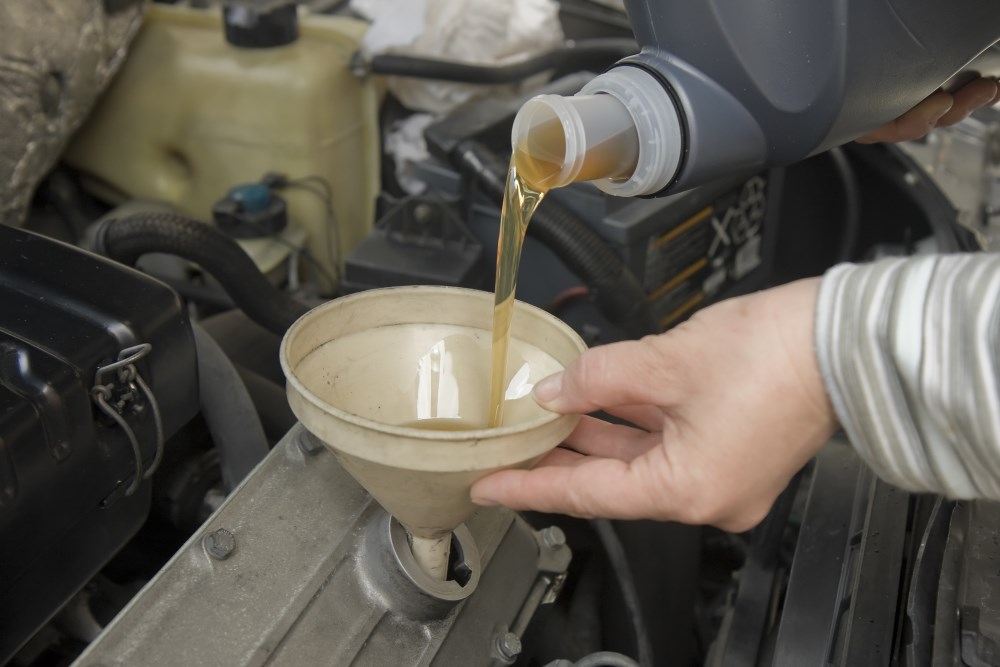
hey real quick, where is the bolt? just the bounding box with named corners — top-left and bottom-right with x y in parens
top-left (413, 202), bottom-right (437, 225)
top-left (540, 526), bottom-right (566, 549)
top-left (204, 528), bottom-right (236, 560)
top-left (495, 632), bottom-right (522, 661)
top-left (904, 171), bottom-right (919, 187)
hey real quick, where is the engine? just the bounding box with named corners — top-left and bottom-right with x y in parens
top-left (2, 2), bottom-right (1000, 666)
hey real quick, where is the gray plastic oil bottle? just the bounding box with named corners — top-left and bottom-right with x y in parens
top-left (511, 0), bottom-right (1000, 197)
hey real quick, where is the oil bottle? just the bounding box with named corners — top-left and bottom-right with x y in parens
top-left (510, 0), bottom-right (1000, 197)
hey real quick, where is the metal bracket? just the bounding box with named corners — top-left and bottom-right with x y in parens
top-left (90, 344), bottom-right (164, 496)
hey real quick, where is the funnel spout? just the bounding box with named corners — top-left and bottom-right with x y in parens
top-left (410, 534), bottom-right (451, 581)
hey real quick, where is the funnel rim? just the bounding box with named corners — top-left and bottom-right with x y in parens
top-left (280, 286), bottom-right (587, 444)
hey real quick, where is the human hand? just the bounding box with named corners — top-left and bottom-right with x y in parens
top-left (471, 279), bottom-right (838, 532)
top-left (856, 76), bottom-right (1000, 144)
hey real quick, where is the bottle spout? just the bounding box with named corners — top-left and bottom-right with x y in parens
top-left (511, 66), bottom-right (685, 197)
top-left (511, 93), bottom-right (640, 190)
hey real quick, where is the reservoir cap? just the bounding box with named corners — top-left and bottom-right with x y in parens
top-left (213, 183), bottom-right (289, 238)
top-left (228, 184), bottom-right (272, 212)
top-left (223, 3), bottom-right (299, 49)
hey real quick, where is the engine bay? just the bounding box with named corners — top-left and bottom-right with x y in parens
top-left (3, 2), bottom-right (1000, 666)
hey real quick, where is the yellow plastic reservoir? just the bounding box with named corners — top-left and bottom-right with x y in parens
top-left (65, 4), bottom-right (381, 291)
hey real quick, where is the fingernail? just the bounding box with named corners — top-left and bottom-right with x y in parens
top-left (471, 496), bottom-right (498, 507)
top-left (533, 372), bottom-right (564, 405)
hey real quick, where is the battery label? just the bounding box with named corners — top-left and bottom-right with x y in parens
top-left (644, 175), bottom-right (767, 329)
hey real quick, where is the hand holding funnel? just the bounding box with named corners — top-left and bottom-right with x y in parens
top-left (281, 286), bottom-right (585, 580)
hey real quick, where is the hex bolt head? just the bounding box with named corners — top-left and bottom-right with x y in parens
top-left (541, 526), bottom-right (566, 549)
top-left (496, 632), bottom-right (522, 661)
top-left (204, 528), bottom-right (236, 560)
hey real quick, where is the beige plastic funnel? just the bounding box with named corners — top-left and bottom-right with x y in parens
top-left (280, 286), bottom-right (586, 580)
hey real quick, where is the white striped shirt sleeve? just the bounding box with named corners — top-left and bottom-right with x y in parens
top-left (815, 254), bottom-right (1000, 499)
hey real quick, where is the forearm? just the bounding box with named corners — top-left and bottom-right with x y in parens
top-left (816, 254), bottom-right (1000, 499)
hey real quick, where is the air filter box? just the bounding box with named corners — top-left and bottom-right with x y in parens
top-left (0, 226), bottom-right (198, 663)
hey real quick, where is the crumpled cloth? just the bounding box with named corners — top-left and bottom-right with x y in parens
top-left (353, 0), bottom-right (564, 114)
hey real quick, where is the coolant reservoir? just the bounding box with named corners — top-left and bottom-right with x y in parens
top-left (65, 3), bottom-right (381, 291)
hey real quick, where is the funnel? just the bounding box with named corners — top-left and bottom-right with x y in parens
top-left (280, 286), bottom-right (586, 580)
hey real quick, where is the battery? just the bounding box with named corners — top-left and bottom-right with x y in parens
top-left (554, 170), bottom-right (781, 330)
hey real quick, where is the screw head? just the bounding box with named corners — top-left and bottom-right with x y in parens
top-left (541, 526), bottom-right (566, 549)
top-left (496, 632), bottom-right (522, 660)
top-left (204, 528), bottom-right (236, 560)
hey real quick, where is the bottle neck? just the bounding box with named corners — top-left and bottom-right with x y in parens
top-left (510, 66), bottom-right (684, 197)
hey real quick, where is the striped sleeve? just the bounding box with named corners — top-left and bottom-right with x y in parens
top-left (815, 254), bottom-right (1000, 499)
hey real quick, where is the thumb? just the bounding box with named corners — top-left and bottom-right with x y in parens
top-left (533, 338), bottom-right (681, 414)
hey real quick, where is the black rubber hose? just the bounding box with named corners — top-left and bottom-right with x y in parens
top-left (93, 212), bottom-right (309, 336)
top-left (827, 147), bottom-right (861, 263)
top-left (192, 325), bottom-right (269, 491)
top-left (454, 141), bottom-right (655, 337)
top-left (363, 38), bottom-right (637, 85)
top-left (592, 520), bottom-right (654, 667)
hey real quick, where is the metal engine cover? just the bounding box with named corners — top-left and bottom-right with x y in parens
top-left (73, 425), bottom-right (570, 666)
